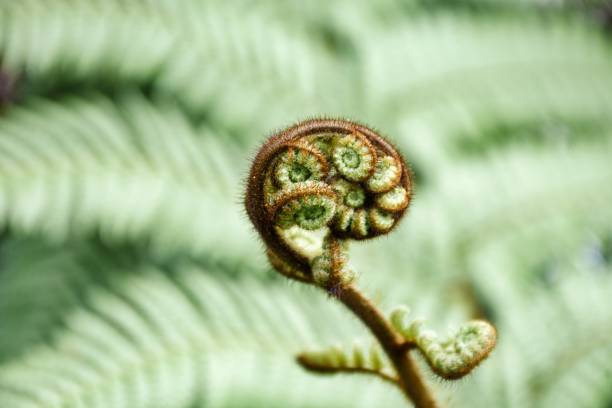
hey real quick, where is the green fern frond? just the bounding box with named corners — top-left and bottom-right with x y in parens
top-left (0, 248), bottom-right (407, 408)
top-left (0, 0), bottom-right (344, 130)
top-left (0, 93), bottom-right (256, 260)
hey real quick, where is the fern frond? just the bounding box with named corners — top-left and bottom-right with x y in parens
top-left (0, 94), bottom-right (256, 261)
top-left (0, 254), bottom-right (408, 408)
top-left (0, 0), bottom-right (344, 130)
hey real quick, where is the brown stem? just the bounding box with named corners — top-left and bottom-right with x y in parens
top-left (334, 284), bottom-right (439, 408)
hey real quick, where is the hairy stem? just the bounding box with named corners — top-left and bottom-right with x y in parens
top-left (335, 284), bottom-right (439, 408)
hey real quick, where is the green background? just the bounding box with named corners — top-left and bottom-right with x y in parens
top-left (1, 0), bottom-right (611, 407)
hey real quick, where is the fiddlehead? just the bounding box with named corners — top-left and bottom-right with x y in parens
top-left (390, 306), bottom-right (497, 380)
top-left (245, 119), bottom-right (495, 408)
top-left (245, 118), bottom-right (412, 285)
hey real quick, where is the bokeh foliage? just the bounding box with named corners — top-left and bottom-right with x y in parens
top-left (1, 0), bottom-right (612, 407)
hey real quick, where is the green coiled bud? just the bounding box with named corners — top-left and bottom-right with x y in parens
top-left (332, 134), bottom-right (376, 182)
top-left (294, 197), bottom-right (335, 230)
top-left (367, 155), bottom-right (401, 193)
top-left (271, 182), bottom-right (336, 230)
top-left (368, 208), bottom-right (395, 232)
top-left (413, 320), bottom-right (496, 380)
top-left (274, 145), bottom-right (327, 187)
top-left (375, 186), bottom-right (410, 212)
top-left (276, 195), bottom-right (336, 230)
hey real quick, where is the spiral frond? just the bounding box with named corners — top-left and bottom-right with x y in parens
top-left (390, 306), bottom-right (497, 380)
top-left (245, 119), bottom-right (413, 282)
top-left (414, 320), bottom-right (497, 380)
top-left (296, 340), bottom-right (395, 384)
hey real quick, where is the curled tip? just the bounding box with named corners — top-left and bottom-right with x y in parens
top-left (375, 186), bottom-right (410, 212)
top-left (389, 305), bottom-right (411, 333)
top-left (274, 144), bottom-right (328, 187)
top-left (389, 306), bottom-right (496, 379)
top-left (414, 320), bottom-right (497, 380)
top-left (367, 156), bottom-right (402, 193)
top-left (245, 119), bottom-right (413, 278)
top-left (270, 182), bottom-right (337, 230)
top-left (368, 208), bottom-right (395, 233)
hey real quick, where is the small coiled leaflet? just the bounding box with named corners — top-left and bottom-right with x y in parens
top-left (390, 307), bottom-right (497, 380)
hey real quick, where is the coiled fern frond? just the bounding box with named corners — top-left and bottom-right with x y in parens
top-left (0, 0), bottom-right (611, 407)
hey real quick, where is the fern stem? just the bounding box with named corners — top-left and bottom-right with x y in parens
top-left (335, 284), bottom-right (439, 408)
